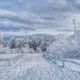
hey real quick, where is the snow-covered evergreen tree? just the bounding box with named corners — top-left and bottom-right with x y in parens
top-left (8, 37), bottom-right (16, 49)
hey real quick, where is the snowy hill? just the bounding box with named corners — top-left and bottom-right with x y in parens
top-left (46, 32), bottom-right (80, 58)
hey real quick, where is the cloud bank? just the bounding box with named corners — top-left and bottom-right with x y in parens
top-left (0, 0), bottom-right (80, 34)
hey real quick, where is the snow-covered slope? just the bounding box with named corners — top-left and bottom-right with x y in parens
top-left (46, 32), bottom-right (80, 58)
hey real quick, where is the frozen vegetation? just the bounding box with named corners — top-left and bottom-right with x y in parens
top-left (0, 32), bottom-right (80, 80)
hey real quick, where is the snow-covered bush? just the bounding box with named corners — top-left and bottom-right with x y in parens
top-left (40, 40), bottom-right (48, 52)
top-left (45, 32), bottom-right (80, 59)
top-left (28, 39), bottom-right (37, 51)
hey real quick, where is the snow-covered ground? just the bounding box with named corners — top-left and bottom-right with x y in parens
top-left (54, 59), bottom-right (80, 72)
top-left (0, 32), bottom-right (80, 80)
top-left (0, 53), bottom-right (80, 80)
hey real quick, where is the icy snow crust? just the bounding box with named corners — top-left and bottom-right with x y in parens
top-left (0, 53), bottom-right (80, 80)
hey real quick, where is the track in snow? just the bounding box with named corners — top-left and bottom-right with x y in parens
top-left (0, 54), bottom-right (80, 80)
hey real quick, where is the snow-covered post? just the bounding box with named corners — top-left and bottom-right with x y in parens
top-left (53, 49), bottom-right (57, 64)
top-left (61, 49), bottom-right (65, 68)
top-left (72, 18), bottom-right (77, 33)
top-left (54, 53), bottom-right (57, 64)
top-left (8, 60), bottom-right (11, 67)
top-left (61, 60), bottom-right (65, 68)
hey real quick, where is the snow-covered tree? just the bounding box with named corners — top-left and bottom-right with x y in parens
top-left (40, 40), bottom-right (48, 52)
top-left (8, 37), bottom-right (16, 49)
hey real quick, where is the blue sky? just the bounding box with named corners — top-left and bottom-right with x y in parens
top-left (0, 0), bottom-right (80, 35)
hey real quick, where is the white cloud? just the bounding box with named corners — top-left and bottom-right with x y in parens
top-left (0, 0), bottom-right (80, 34)
top-left (0, 9), bottom-right (17, 17)
top-left (75, 0), bottom-right (80, 4)
top-left (48, 0), bottom-right (67, 6)
top-left (0, 19), bottom-right (26, 27)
